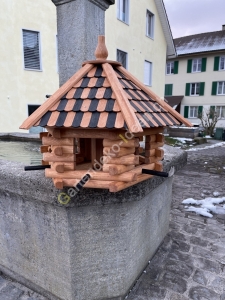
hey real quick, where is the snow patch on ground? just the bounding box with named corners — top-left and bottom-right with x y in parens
top-left (186, 142), bottom-right (225, 152)
top-left (182, 196), bottom-right (225, 218)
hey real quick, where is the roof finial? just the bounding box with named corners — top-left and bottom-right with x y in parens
top-left (95, 36), bottom-right (108, 60)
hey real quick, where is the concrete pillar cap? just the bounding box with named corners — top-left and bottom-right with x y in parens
top-left (52, 0), bottom-right (115, 10)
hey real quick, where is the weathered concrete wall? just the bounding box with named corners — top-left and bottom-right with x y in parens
top-left (0, 146), bottom-right (187, 300)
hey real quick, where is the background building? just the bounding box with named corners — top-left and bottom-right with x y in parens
top-left (0, 0), bottom-right (175, 132)
top-left (165, 27), bottom-right (225, 127)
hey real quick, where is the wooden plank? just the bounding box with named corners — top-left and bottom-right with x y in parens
top-left (103, 154), bottom-right (139, 165)
top-left (103, 164), bottom-right (135, 175)
top-left (63, 179), bottom-right (112, 190)
top-left (52, 146), bottom-right (75, 155)
top-left (42, 160), bottom-right (49, 166)
top-left (144, 142), bottom-right (164, 150)
top-left (20, 63), bottom-right (94, 129)
top-left (109, 174), bottom-right (153, 192)
top-left (144, 155), bottom-right (163, 164)
top-left (156, 134), bottom-right (165, 143)
top-left (45, 169), bottom-right (137, 182)
top-left (40, 132), bottom-right (49, 139)
top-left (155, 148), bottom-right (164, 158)
top-left (102, 63), bottom-right (143, 133)
top-left (132, 127), bottom-right (164, 137)
top-left (52, 162), bottom-right (76, 173)
top-left (40, 146), bottom-right (50, 153)
top-left (117, 66), bottom-right (192, 127)
top-left (53, 178), bottom-right (63, 189)
top-left (43, 153), bottom-right (76, 162)
top-left (155, 162), bottom-right (163, 172)
top-left (42, 136), bottom-right (74, 146)
top-left (103, 138), bottom-right (139, 148)
top-left (103, 147), bottom-right (135, 158)
top-left (130, 163), bottom-right (155, 175)
top-left (146, 135), bottom-right (156, 143)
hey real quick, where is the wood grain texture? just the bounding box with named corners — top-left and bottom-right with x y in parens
top-left (117, 66), bottom-right (192, 127)
top-left (43, 153), bottom-right (76, 162)
top-left (109, 174), bottom-right (153, 192)
top-left (103, 138), bottom-right (139, 148)
top-left (103, 154), bottom-right (139, 165)
top-left (102, 63), bottom-right (143, 133)
top-left (62, 179), bottom-right (112, 190)
top-left (45, 169), bottom-right (137, 182)
top-left (42, 136), bottom-right (74, 146)
top-left (103, 147), bottom-right (135, 158)
top-left (20, 63), bottom-right (93, 129)
top-left (102, 164), bottom-right (135, 175)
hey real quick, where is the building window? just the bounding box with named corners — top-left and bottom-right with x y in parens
top-left (190, 83), bottom-right (200, 95)
top-left (146, 10), bottom-right (154, 38)
top-left (23, 29), bottom-right (41, 70)
top-left (165, 84), bottom-right (173, 96)
top-left (189, 106), bottom-right (198, 118)
top-left (219, 56), bottom-right (225, 70)
top-left (217, 81), bottom-right (225, 95)
top-left (216, 106), bottom-right (225, 118)
top-left (192, 58), bottom-right (202, 72)
top-left (166, 62), bottom-right (174, 75)
top-left (144, 60), bottom-right (152, 86)
top-left (117, 49), bottom-right (128, 69)
top-left (117, 0), bottom-right (129, 24)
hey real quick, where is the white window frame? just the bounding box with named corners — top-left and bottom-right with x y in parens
top-left (217, 81), bottom-right (225, 95)
top-left (117, 49), bottom-right (128, 69)
top-left (144, 60), bottom-right (152, 86)
top-left (117, 0), bottom-right (129, 24)
top-left (190, 83), bottom-right (200, 96)
top-left (22, 29), bottom-right (42, 71)
top-left (192, 58), bottom-right (202, 73)
top-left (166, 61), bottom-right (174, 75)
top-left (219, 56), bottom-right (225, 70)
top-left (189, 106), bottom-right (198, 118)
top-left (146, 10), bottom-right (154, 39)
top-left (216, 106), bottom-right (225, 118)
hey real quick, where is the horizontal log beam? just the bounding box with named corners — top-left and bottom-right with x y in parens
top-left (109, 174), bottom-right (153, 192)
top-left (43, 153), bottom-right (76, 162)
top-left (102, 164), bottom-right (135, 175)
top-left (103, 154), bottom-right (139, 165)
top-left (52, 146), bottom-right (75, 156)
top-left (103, 147), bottom-right (135, 158)
top-left (103, 138), bottom-right (139, 148)
top-left (42, 136), bottom-right (74, 146)
top-left (52, 162), bottom-right (76, 173)
top-left (45, 169), bottom-right (137, 182)
top-left (62, 179), bottom-right (112, 190)
top-left (145, 148), bottom-right (164, 158)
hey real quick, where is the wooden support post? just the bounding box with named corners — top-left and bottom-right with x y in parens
top-left (91, 139), bottom-right (96, 167)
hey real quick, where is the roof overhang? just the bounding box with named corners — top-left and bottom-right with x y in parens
top-left (154, 0), bottom-right (176, 58)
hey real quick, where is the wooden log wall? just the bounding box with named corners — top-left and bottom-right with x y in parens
top-left (40, 129), bottom-right (165, 192)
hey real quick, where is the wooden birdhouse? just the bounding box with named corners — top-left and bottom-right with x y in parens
top-left (20, 36), bottom-right (192, 192)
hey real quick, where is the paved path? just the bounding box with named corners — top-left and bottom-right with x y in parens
top-left (128, 142), bottom-right (225, 300)
top-left (0, 141), bottom-right (224, 300)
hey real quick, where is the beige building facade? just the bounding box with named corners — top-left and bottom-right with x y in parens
top-left (165, 29), bottom-right (225, 127)
top-left (0, 0), bottom-right (175, 132)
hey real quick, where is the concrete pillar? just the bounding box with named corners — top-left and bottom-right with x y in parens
top-left (51, 0), bottom-right (115, 85)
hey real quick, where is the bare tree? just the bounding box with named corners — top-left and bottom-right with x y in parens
top-left (198, 107), bottom-right (220, 136)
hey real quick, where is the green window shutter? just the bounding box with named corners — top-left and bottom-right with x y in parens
top-left (214, 57), bottom-right (220, 71)
top-left (185, 83), bottom-right (190, 96)
top-left (199, 82), bottom-right (205, 96)
top-left (184, 106), bottom-right (189, 118)
top-left (210, 106), bottom-right (215, 118)
top-left (174, 61), bottom-right (179, 74)
top-left (187, 59), bottom-right (192, 73)
top-left (198, 106), bottom-right (203, 117)
top-left (165, 84), bottom-right (173, 96)
top-left (211, 82), bottom-right (217, 95)
top-left (201, 58), bottom-right (207, 72)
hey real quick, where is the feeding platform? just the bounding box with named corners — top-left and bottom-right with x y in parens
top-left (20, 36), bottom-right (191, 192)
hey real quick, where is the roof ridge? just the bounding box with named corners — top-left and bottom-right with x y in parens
top-left (102, 63), bottom-right (143, 133)
top-left (20, 63), bottom-right (94, 129)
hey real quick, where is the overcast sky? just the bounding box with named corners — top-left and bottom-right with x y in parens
top-left (163, 0), bottom-right (225, 39)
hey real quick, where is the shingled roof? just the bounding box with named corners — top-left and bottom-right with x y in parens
top-left (20, 36), bottom-right (192, 133)
top-left (175, 30), bottom-right (225, 56)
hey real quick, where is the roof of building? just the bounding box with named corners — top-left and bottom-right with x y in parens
top-left (174, 30), bottom-right (225, 56)
top-left (20, 37), bottom-right (192, 133)
top-left (165, 96), bottom-right (183, 109)
top-left (154, 0), bottom-right (176, 58)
